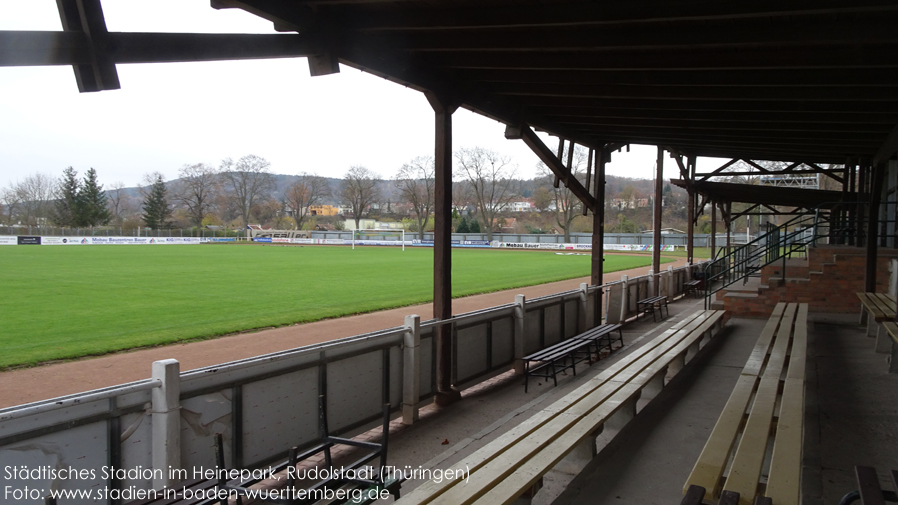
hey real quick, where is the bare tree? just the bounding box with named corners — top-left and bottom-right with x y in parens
top-left (0, 185), bottom-right (21, 225)
top-left (284, 172), bottom-right (330, 230)
top-left (537, 144), bottom-right (589, 242)
top-left (14, 173), bottom-right (57, 226)
top-left (107, 181), bottom-right (126, 226)
top-left (455, 146), bottom-right (518, 241)
top-left (220, 155), bottom-right (276, 233)
top-left (341, 166), bottom-right (381, 230)
top-left (394, 156), bottom-right (434, 239)
top-left (174, 163), bottom-right (220, 229)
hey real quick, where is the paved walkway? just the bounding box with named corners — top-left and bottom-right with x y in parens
top-left (0, 257), bottom-right (686, 409)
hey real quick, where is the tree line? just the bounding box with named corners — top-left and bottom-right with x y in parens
top-left (0, 147), bottom-right (694, 239)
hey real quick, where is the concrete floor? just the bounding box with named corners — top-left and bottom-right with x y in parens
top-left (370, 299), bottom-right (898, 505)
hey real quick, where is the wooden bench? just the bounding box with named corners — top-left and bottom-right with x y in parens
top-left (523, 323), bottom-right (624, 392)
top-left (572, 323), bottom-right (623, 357)
top-left (679, 485), bottom-right (768, 505)
top-left (857, 292), bottom-right (898, 356)
top-left (839, 466), bottom-right (898, 505)
top-left (877, 322), bottom-right (898, 373)
top-left (396, 309), bottom-right (726, 505)
top-left (638, 295), bottom-right (670, 321)
top-left (522, 337), bottom-right (593, 392)
top-left (684, 302), bottom-right (808, 505)
top-left (685, 280), bottom-right (703, 298)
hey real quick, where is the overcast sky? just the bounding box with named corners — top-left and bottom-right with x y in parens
top-left (0, 0), bottom-right (724, 190)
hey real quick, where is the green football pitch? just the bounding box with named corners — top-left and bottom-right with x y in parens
top-left (0, 244), bottom-right (669, 368)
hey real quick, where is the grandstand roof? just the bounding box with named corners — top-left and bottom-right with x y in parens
top-left (4, 0), bottom-right (898, 165)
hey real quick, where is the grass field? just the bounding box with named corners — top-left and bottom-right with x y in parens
top-left (0, 244), bottom-right (671, 368)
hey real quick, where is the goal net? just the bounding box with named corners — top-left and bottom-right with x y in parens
top-left (351, 229), bottom-right (406, 251)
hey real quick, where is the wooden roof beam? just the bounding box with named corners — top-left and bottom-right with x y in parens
top-left (431, 44), bottom-right (898, 70)
top-left (489, 83), bottom-right (898, 102)
top-left (539, 108), bottom-right (898, 125)
top-left (455, 68), bottom-right (898, 88)
top-left (0, 31), bottom-right (316, 67)
top-left (394, 17), bottom-right (898, 52)
top-left (555, 120), bottom-right (886, 136)
top-left (521, 97), bottom-right (898, 114)
top-left (873, 123), bottom-right (898, 164)
top-left (562, 131), bottom-right (879, 150)
top-left (212, 0), bottom-right (339, 75)
top-left (506, 125), bottom-right (597, 212)
top-left (353, 1), bottom-right (898, 31)
top-left (57, 0), bottom-right (118, 92)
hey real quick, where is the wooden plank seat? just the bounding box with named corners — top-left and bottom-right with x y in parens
top-left (839, 466), bottom-right (898, 505)
top-left (856, 292), bottom-right (896, 323)
top-left (572, 323), bottom-right (624, 357)
top-left (638, 295), bottom-right (670, 321)
top-left (523, 324), bottom-right (625, 392)
top-left (878, 322), bottom-right (898, 373)
top-left (679, 485), bottom-right (753, 505)
top-left (396, 309), bottom-right (726, 505)
top-left (857, 292), bottom-right (898, 355)
top-left (685, 280), bottom-right (704, 298)
top-left (523, 336), bottom-right (593, 392)
top-left (684, 302), bottom-right (808, 505)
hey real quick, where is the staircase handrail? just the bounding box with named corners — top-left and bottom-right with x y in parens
top-left (701, 200), bottom-right (866, 308)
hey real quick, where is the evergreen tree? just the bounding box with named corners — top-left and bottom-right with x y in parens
top-left (142, 175), bottom-right (172, 229)
top-left (469, 219), bottom-right (481, 233)
top-left (54, 167), bottom-right (81, 227)
top-left (78, 168), bottom-right (111, 226)
top-left (456, 217), bottom-right (470, 233)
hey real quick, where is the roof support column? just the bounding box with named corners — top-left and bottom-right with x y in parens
top-left (865, 165), bottom-right (886, 293)
top-left (592, 147), bottom-right (607, 288)
top-left (653, 147), bottom-right (663, 294)
top-left (726, 201), bottom-right (732, 257)
top-left (848, 164), bottom-right (857, 245)
top-left (425, 91), bottom-right (460, 407)
top-left (590, 147), bottom-right (606, 327)
top-left (858, 165), bottom-right (868, 246)
top-left (687, 156), bottom-right (696, 266)
top-left (711, 200), bottom-right (717, 259)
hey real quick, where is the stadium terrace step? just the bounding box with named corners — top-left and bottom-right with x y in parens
top-left (719, 245), bottom-right (898, 318)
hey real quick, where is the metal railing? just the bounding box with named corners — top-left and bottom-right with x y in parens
top-left (702, 200), bottom-right (898, 308)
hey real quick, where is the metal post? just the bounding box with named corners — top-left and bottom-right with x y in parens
top-left (151, 359), bottom-right (181, 490)
top-left (865, 165), bottom-right (886, 293)
top-left (653, 146), bottom-right (663, 295)
top-left (686, 156), bottom-right (696, 266)
top-left (711, 200), bottom-right (717, 259)
top-left (402, 315), bottom-right (421, 425)
top-left (592, 146), bottom-right (607, 322)
top-left (514, 294), bottom-right (526, 374)
top-left (849, 164), bottom-right (857, 245)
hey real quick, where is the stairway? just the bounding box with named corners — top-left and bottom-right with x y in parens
top-left (715, 245), bottom-right (898, 317)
